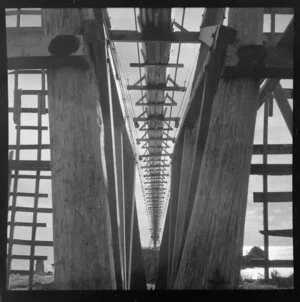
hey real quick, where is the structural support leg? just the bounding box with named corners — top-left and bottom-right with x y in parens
top-left (44, 9), bottom-right (116, 289)
top-left (123, 132), bottom-right (136, 289)
top-left (155, 207), bottom-right (170, 289)
top-left (170, 128), bottom-right (194, 285)
top-left (167, 132), bottom-right (184, 288)
top-left (130, 202), bottom-right (147, 290)
top-left (174, 8), bottom-right (264, 289)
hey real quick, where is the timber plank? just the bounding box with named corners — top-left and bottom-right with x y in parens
top-left (250, 164), bottom-right (292, 175)
top-left (11, 255), bottom-right (47, 260)
top-left (9, 160), bottom-right (51, 171)
top-left (253, 192), bottom-right (292, 203)
top-left (8, 222), bottom-right (47, 227)
top-left (11, 239), bottom-right (53, 246)
top-left (9, 192), bottom-right (48, 198)
top-left (259, 229), bottom-right (293, 237)
top-left (252, 144), bottom-right (292, 154)
top-left (245, 259), bottom-right (293, 268)
top-left (8, 206), bottom-right (52, 213)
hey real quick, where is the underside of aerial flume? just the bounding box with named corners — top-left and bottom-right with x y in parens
top-left (5, 7), bottom-right (293, 291)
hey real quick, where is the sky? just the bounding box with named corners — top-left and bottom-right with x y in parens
top-left (6, 8), bottom-right (293, 271)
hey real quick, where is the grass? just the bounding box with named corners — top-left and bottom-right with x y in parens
top-left (239, 270), bottom-right (294, 290)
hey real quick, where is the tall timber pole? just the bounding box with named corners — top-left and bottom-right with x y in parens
top-left (43, 9), bottom-right (116, 289)
top-left (174, 8), bottom-right (264, 289)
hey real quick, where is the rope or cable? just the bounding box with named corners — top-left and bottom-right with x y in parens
top-left (134, 8), bottom-right (145, 113)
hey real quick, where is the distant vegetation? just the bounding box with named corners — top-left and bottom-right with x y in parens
top-left (142, 248), bottom-right (159, 284)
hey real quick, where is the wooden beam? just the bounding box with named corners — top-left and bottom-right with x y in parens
top-left (245, 259), bottom-right (293, 268)
top-left (273, 84), bottom-right (293, 135)
top-left (10, 239), bottom-right (53, 246)
top-left (9, 192), bottom-right (48, 198)
top-left (174, 8), bottom-right (265, 290)
top-left (8, 222), bottom-right (47, 227)
top-left (136, 102), bottom-right (176, 107)
top-left (250, 164), bottom-right (292, 175)
top-left (9, 160), bottom-right (51, 171)
top-left (5, 9), bottom-right (42, 16)
top-left (127, 84), bottom-right (186, 91)
top-left (8, 206), bottom-right (52, 213)
top-left (44, 9), bottom-right (115, 290)
top-left (174, 11), bottom-right (227, 276)
top-left (223, 45), bottom-right (293, 79)
top-left (109, 29), bottom-right (281, 44)
top-left (6, 27), bottom-right (88, 69)
top-left (264, 8), bottom-right (294, 14)
top-left (9, 144), bottom-right (50, 150)
top-left (253, 192), bottom-right (292, 203)
top-left (10, 255), bottom-right (47, 261)
top-left (10, 174), bottom-right (51, 180)
top-left (109, 30), bottom-right (200, 43)
top-left (252, 144), bottom-right (292, 154)
top-left (123, 137), bottom-right (135, 289)
top-left (259, 229), bottom-right (293, 237)
top-left (167, 131), bottom-right (184, 288)
top-left (170, 129), bottom-right (194, 286)
top-left (129, 202), bottom-right (147, 289)
top-left (137, 137), bottom-right (175, 143)
top-left (130, 62), bottom-right (184, 68)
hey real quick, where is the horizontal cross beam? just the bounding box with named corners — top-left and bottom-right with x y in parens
top-left (144, 181), bottom-right (167, 184)
top-left (134, 117), bottom-right (179, 122)
top-left (7, 28), bottom-right (89, 69)
top-left (9, 160), bottom-right (51, 171)
top-left (141, 164), bottom-right (169, 168)
top-left (136, 102), bottom-right (177, 107)
top-left (145, 173), bottom-right (169, 177)
top-left (139, 127), bottom-right (174, 131)
top-left (139, 154), bottom-right (173, 159)
top-left (250, 164), bottom-right (292, 175)
top-left (253, 192), bottom-right (292, 203)
top-left (109, 30), bottom-right (283, 45)
top-left (259, 229), bottom-right (293, 237)
top-left (128, 84), bottom-right (186, 91)
top-left (223, 45), bottom-right (293, 79)
top-left (130, 62), bottom-right (184, 68)
top-left (109, 30), bottom-right (201, 43)
top-left (137, 137), bottom-right (175, 143)
top-left (252, 144), bottom-right (292, 154)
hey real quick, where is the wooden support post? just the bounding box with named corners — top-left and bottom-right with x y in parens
top-left (114, 125), bottom-right (126, 289)
top-left (122, 131), bottom-right (135, 289)
top-left (155, 208), bottom-right (169, 289)
top-left (170, 128), bottom-right (194, 286)
top-left (174, 8), bottom-right (264, 289)
top-left (175, 8), bottom-right (226, 282)
top-left (44, 9), bottom-right (115, 289)
top-left (7, 70), bottom-right (21, 287)
top-left (86, 9), bottom-right (123, 289)
top-left (273, 84), bottom-right (293, 135)
top-left (167, 131), bottom-right (184, 288)
top-left (28, 80), bottom-right (44, 290)
top-left (129, 202), bottom-right (147, 290)
top-left (262, 97), bottom-right (270, 281)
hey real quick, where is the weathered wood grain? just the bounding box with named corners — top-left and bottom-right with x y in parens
top-left (174, 8), bottom-right (264, 289)
top-left (170, 128), bottom-right (194, 286)
top-left (44, 9), bottom-right (116, 290)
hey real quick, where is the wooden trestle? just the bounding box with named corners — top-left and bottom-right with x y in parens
top-left (6, 7), bottom-right (293, 290)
